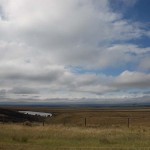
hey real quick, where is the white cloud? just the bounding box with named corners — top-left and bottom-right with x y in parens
top-left (138, 56), bottom-right (150, 71)
top-left (0, 0), bottom-right (146, 68)
top-left (0, 0), bottom-right (149, 103)
top-left (115, 71), bottom-right (150, 88)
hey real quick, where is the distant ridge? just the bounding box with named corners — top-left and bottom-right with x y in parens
top-left (0, 102), bottom-right (150, 108)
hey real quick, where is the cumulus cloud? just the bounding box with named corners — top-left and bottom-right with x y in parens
top-left (114, 71), bottom-right (150, 88)
top-left (138, 56), bottom-right (150, 71)
top-left (0, 0), bottom-right (147, 68)
top-left (0, 0), bottom-right (149, 103)
top-left (0, 89), bottom-right (6, 96)
top-left (9, 87), bottom-right (39, 95)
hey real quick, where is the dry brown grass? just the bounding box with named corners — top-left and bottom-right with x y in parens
top-left (0, 123), bottom-right (150, 150)
top-left (43, 108), bottom-right (150, 128)
top-left (0, 107), bottom-right (149, 149)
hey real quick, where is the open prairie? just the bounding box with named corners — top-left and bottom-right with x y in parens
top-left (0, 106), bottom-right (150, 150)
top-left (2, 106), bottom-right (150, 127)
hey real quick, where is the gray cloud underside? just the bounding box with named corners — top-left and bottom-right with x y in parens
top-left (0, 67), bottom-right (150, 100)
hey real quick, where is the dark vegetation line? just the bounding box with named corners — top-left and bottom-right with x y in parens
top-left (0, 108), bottom-right (44, 123)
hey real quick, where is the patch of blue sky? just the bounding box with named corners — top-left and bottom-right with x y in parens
top-left (110, 35), bottom-right (150, 49)
top-left (110, 0), bottom-right (150, 22)
top-left (100, 64), bottom-right (137, 75)
top-left (126, 36), bottom-right (150, 48)
top-left (128, 87), bottom-right (150, 93)
top-left (126, 0), bottom-right (150, 22)
top-left (67, 64), bottom-right (137, 76)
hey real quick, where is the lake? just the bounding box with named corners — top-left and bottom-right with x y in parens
top-left (19, 111), bottom-right (52, 117)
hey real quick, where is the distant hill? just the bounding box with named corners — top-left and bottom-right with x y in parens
top-left (0, 101), bottom-right (150, 108)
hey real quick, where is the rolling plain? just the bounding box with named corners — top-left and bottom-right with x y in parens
top-left (0, 106), bottom-right (150, 150)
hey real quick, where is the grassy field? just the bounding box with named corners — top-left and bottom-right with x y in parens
top-left (45, 108), bottom-right (150, 127)
top-left (0, 124), bottom-right (150, 150)
top-left (3, 106), bottom-right (150, 127)
top-left (0, 107), bottom-right (150, 150)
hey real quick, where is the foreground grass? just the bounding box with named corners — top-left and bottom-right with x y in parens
top-left (0, 124), bottom-right (150, 150)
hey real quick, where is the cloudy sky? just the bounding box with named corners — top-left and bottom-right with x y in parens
top-left (0, 0), bottom-right (150, 104)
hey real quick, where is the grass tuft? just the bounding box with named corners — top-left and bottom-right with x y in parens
top-left (12, 135), bottom-right (29, 143)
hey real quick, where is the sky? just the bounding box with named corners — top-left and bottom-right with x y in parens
top-left (0, 0), bottom-right (150, 104)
